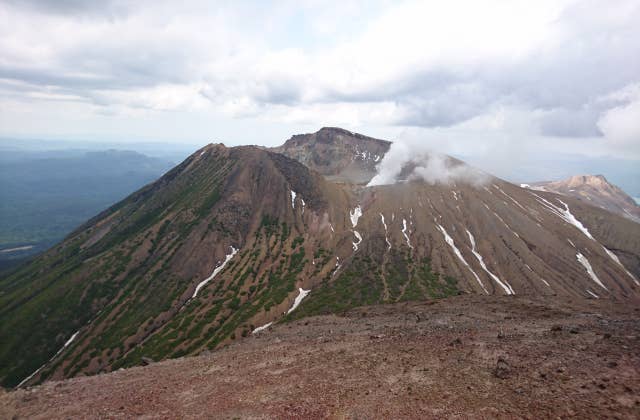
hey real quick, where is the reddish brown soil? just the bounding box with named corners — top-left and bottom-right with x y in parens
top-left (2, 295), bottom-right (639, 419)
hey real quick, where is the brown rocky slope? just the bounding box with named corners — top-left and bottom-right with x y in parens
top-left (2, 295), bottom-right (639, 419)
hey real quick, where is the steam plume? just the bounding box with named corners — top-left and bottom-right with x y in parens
top-left (367, 138), bottom-right (489, 187)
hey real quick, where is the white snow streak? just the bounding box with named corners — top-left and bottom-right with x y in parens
top-left (17, 330), bottom-right (80, 387)
top-left (192, 246), bottom-right (238, 298)
top-left (402, 219), bottom-right (413, 249)
top-left (576, 253), bottom-right (607, 290)
top-left (536, 195), bottom-right (638, 286)
top-left (333, 256), bottom-right (341, 276)
top-left (483, 203), bottom-right (519, 238)
top-left (63, 331), bottom-right (79, 348)
top-left (436, 224), bottom-right (488, 294)
top-left (352, 230), bottom-right (362, 251)
top-left (291, 190), bottom-right (297, 209)
top-left (466, 230), bottom-right (513, 295)
top-left (602, 247), bottom-right (639, 286)
top-left (380, 213), bottom-right (391, 250)
top-left (586, 290), bottom-right (599, 299)
top-left (534, 195), bottom-right (594, 240)
top-left (300, 198), bottom-right (306, 214)
top-left (524, 264), bottom-right (550, 287)
top-left (287, 288), bottom-right (310, 314)
top-left (350, 205), bottom-right (362, 227)
top-left (494, 185), bottom-right (527, 212)
top-left (252, 322), bottom-right (273, 334)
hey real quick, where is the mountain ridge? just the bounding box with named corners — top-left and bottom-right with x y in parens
top-left (1, 128), bottom-right (639, 389)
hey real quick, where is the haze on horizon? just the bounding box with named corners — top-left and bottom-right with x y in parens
top-left (1, 0), bottom-right (639, 183)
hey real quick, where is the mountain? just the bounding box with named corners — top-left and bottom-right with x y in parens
top-left (1, 128), bottom-right (639, 389)
top-left (0, 149), bottom-right (174, 263)
top-left (271, 127), bottom-right (390, 184)
top-left (523, 175), bottom-right (640, 224)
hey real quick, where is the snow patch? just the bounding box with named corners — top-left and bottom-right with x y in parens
top-left (287, 288), bottom-right (310, 314)
top-left (436, 224), bottom-right (488, 294)
top-left (332, 257), bottom-right (342, 277)
top-left (534, 195), bottom-right (594, 240)
top-left (586, 289), bottom-right (599, 299)
top-left (354, 146), bottom-right (374, 162)
top-left (380, 213), bottom-right (391, 250)
top-left (484, 203), bottom-right (520, 238)
top-left (466, 229), bottom-right (514, 295)
top-left (525, 264), bottom-right (550, 287)
top-left (17, 330), bottom-right (80, 387)
top-left (402, 219), bottom-right (413, 249)
top-left (352, 230), bottom-right (362, 251)
top-left (495, 185), bottom-right (527, 212)
top-left (350, 205), bottom-right (362, 228)
top-left (252, 322), bottom-right (273, 334)
top-left (576, 253), bottom-right (607, 290)
top-left (192, 246), bottom-right (238, 298)
top-left (291, 190), bottom-right (297, 209)
top-left (602, 247), bottom-right (639, 286)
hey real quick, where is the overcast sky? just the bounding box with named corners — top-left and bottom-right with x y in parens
top-left (1, 0), bottom-right (639, 163)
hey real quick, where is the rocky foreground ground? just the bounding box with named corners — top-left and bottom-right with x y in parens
top-left (2, 295), bottom-right (639, 419)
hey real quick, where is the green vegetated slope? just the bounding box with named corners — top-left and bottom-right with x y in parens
top-left (0, 146), bottom-right (233, 387)
top-left (288, 244), bottom-right (458, 321)
top-left (0, 145), bottom-right (331, 387)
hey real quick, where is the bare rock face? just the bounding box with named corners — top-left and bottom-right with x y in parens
top-left (528, 175), bottom-right (640, 224)
top-left (271, 127), bottom-right (390, 184)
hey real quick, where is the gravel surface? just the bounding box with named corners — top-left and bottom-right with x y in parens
top-left (2, 295), bottom-right (639, 419)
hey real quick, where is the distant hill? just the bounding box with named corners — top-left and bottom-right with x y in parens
top-left (523, 175), bottom-right (640, 224)
top-left (0, 149), bottom-right (174, 262)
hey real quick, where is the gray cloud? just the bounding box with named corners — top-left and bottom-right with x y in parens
top-left (537, 107), bottom-right (603, 138)
top-left (4, 0), bottom-right (130, 17)
top-left (0, 0), bottom-right (638, 159)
